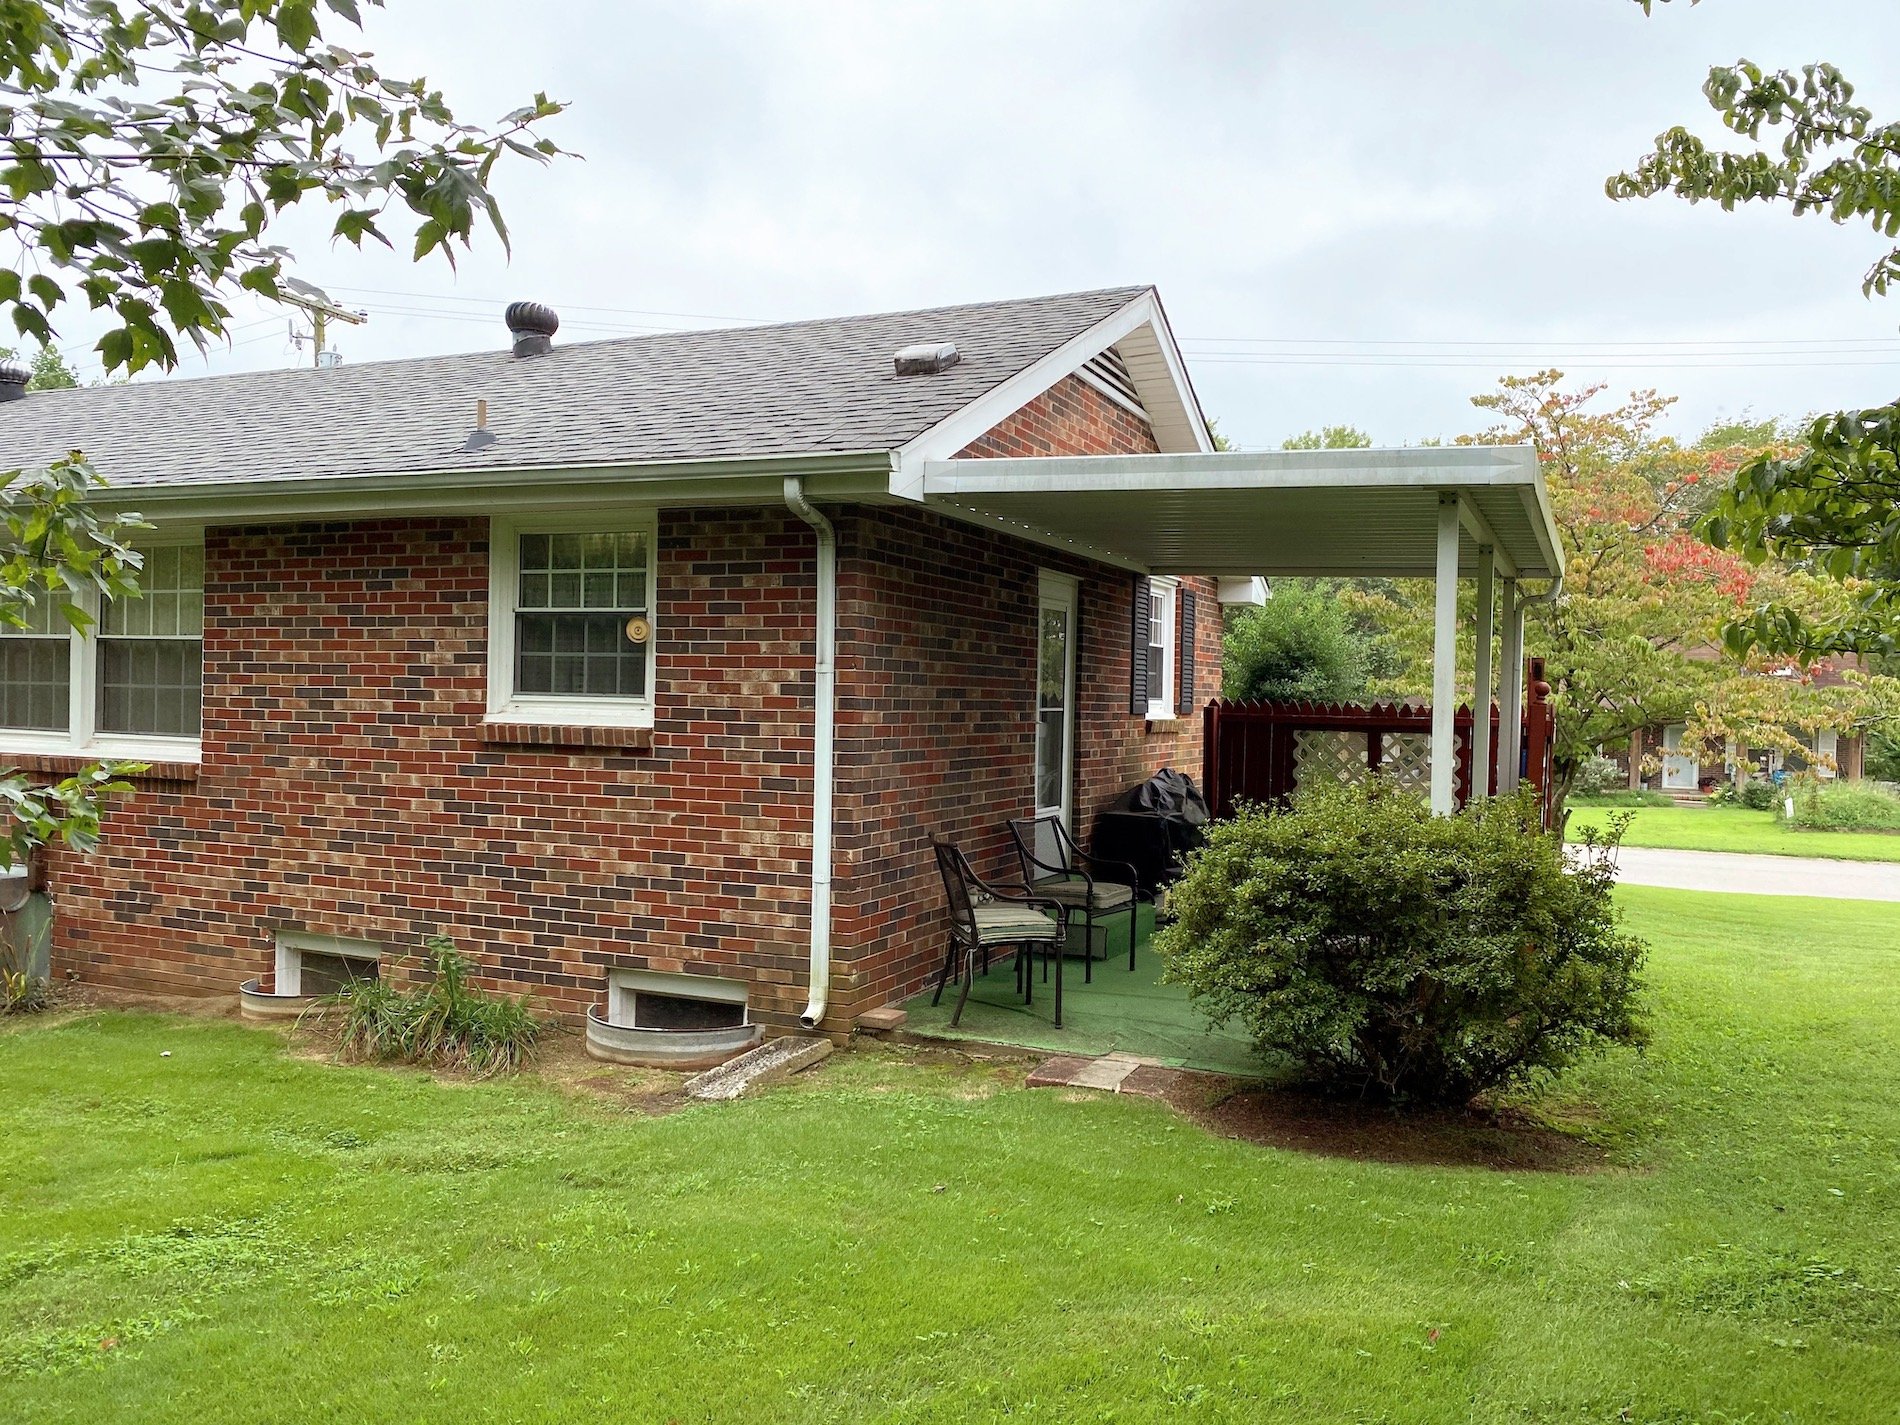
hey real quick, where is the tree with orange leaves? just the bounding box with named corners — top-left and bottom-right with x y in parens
top-left (1356, 372), bottom-right (1898, 825)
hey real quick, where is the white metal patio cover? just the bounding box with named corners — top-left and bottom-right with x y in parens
top-left (919, 444), bottom-right (1565, 814)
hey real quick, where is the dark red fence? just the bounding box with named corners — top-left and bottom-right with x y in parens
top-left (1202, 659), bottom-right (1556, 826)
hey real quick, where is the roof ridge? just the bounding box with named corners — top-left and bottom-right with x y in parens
top-left (12, 285), bottom-right (1155, 402)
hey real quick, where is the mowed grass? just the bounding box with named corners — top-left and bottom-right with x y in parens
top-left (1568, 801), bottom-right (1900, 862)
top-left (3, 887), bottom-right (1899, 1423)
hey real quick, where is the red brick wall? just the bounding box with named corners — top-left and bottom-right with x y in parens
top-left (954, 372), bottom-right (1161, 459)
top-left (46, 511), bottom-right (824, 1028)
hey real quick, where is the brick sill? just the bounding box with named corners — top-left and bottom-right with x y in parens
top-left (479, 722), bottom-right (654, 754)
top-left (1, 751), bottom-right (200, 784)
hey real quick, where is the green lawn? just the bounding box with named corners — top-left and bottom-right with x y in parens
top-left (4, 887), bottom-right (1899, 1422)
top-left (1568, 801), bottom-right (1900, 862)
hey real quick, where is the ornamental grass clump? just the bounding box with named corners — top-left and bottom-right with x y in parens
top-left (328, 937), bottom-right (543, 1077)
top-left (1157, 782), bottom-right (1646, 1106)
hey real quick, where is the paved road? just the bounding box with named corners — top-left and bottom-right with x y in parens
top-left (1598, 845), bottom-right (1900, 902)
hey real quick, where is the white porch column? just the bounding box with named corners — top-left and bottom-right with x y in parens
top-left (1498, 578), bottom-right (1524, 793)
top-left (1471, 546), bottom-right (1496, 800)
top-left (1430, 495), bottom-right (1461, 815)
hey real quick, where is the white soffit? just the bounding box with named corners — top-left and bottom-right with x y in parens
top-left (919, 446), bottom-right (1562, 581)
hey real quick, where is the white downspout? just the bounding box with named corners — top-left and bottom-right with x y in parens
top-left (784, 477), bottom-right (836, 1029)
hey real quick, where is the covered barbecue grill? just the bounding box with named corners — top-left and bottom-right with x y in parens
top-left (1090, 767), bottom-right (1209, 895)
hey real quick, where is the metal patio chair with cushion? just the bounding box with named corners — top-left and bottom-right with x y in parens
top-left (1007, 814), bottom-right (1141, 977)
top-left (930, 835), bottom-right (1067, 1028)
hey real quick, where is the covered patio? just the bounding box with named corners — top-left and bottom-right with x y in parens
top-left (902, 445), bottom-right (1566, 1066)
top-left (923, 444), bottom-right (1564, 813)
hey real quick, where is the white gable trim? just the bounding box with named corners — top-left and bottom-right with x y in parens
top-left (890, 288), bottom-right (1213, 500)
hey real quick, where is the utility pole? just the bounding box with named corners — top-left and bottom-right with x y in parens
top-left (280, 281), bottom-right (368, 367)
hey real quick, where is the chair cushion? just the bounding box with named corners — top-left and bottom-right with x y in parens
top-left (1035, 876), bottom-right (1136, 910)
top-left (971, 904), bottom-right (1062, 943)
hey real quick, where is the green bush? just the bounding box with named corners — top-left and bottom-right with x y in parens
top-left (328, 937), bottom-right (543, 1076)
top-left (1573, 754), bottom-right (1625, 797)
top-left (1222, 583), bottom-right (1374, 703)
top-left (1156, 782), bottom-right (1646, 1105)
top-left (1785, 779), bottom-right (1900, 832)
top-left (1736, 779), bottom-right (1780, 812)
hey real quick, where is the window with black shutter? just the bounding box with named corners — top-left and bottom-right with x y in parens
top-left (1176, 588), bottom-right (1197, 717)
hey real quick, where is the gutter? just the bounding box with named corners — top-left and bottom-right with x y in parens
top-left (783, 477), bottom-right (836, 1030)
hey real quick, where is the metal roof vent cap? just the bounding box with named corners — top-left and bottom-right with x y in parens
top-left (505, 301), bottom-right (559, 358)
top-left (893, 342), bottom-right (959, 376)
top-left (0, 360), bottom-right (29, 402)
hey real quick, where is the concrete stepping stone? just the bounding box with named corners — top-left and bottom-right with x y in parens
top-left (1026, 1051), bottom-right (1157, 1093)
top-left (683, 1035), bottom-right (832, 1101)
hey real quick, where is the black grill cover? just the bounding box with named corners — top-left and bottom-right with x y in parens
top-left (1091, 768), bottom-right (1209, 892)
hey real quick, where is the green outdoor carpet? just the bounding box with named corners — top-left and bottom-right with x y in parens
top-left (901, 904), bottom-right (1272, 1077)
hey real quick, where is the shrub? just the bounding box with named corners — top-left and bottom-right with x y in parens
top-left (1156, 782), bottom-right (1646, 1105)
top-left (1572, 754), bottom-right (1625, 797)
top-left (1222, 582), bottom-right (1375, 703)
top-left (1785, 779), bottom-right (1900, 832)
top-left (328, 937), bottom-right (543, 1076)
top-left (1736, 779), bottom-right (1780, 812)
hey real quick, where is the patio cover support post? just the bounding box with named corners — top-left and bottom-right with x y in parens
top-left (1431, 495), bottom-right (1461, 815)
top-left (1498, 577), bottom-right (1523, 793)
top-left (1472, 545), bottom-right (1496, 800)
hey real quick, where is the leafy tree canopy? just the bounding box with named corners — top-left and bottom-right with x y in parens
top-left (0, 0), bottom-right (565, 373)
top-left (1223, 581), bottom-right (1380, 704)
top-left (1609, 29), bottom-right (1900, 659)
top-left (1281, 424), bottom-right (1372, 451)
top-left (0, 343), bottom-right (80, 389)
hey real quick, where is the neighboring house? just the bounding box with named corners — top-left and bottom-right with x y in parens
top-left (1618, 657), bottom-right (1870, 794)
top-left (0, 287), bottom-right (1229, 1035)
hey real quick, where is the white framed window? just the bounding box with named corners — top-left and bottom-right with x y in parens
top-left (0, 532), bottom-right (204, 759)
top-left (1146, 577), bottom-right (1178, 720)
top-left (606, 967), bottom-right (747, 1031)
top-left (486, 514), bottom-right (658, 728)
top-left (275, 931), bottom-right (381, 996)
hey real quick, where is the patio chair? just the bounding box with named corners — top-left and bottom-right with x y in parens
top-left (929, 835), bottom-right (1067, 1028)
top-left (1007, 814), bottom-right (1141, 977)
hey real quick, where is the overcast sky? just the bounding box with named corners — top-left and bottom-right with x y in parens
top-left (61, 0), bottom-right (1900, 449)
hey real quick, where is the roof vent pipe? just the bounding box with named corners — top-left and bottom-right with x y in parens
top-left (893, 342), bottom-right (959, 376)
top-left (505, 301), bottom-right (559, 358)
top-left (0, 360), bottom-right (29, 402)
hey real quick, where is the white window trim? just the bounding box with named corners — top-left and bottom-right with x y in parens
top-left (486, 511), bottom-right (659, 730)
top-left (606, 966), bottom-right (748, 1029)
top-left (1146, 576), bottom-right (1179, 721)
top-left (0, 528), bottom-right (204, 762)
top-left (275, 931), bottom-right (382, 997)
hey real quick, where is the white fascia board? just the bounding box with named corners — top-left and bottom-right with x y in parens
top-left (890, 288), bottom-right (1209, 499)
top-left (921, 446), bottom-right (1542, 497)
top-left (1517, 470), bottom-right (1565, 580)
top-left (91, 450), bottom-right (895, 525)
top-left (1119, 286), bottom-right (1214, 457)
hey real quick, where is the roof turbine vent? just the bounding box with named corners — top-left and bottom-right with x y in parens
top-left (893, 341), bottom-right (959, 376)
top-left (0, 359), bottom-right (29, 403)
top-left (505, 301), bottom-right (559, 358)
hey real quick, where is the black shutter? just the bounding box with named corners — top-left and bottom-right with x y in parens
top-left (1129, 576), bottom-right (1151, 715)
top-left (1177, 588), bottom-right (1197, 717)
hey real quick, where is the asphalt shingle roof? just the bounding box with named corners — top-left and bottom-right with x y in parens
top-left (0, 287), bottom-right (1148, 490)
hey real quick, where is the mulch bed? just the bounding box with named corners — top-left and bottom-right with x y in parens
top-left (1119, 1064), bottom-right (1611, 1173)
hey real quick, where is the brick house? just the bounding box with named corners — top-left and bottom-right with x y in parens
top-left (0, 286), bottom-right (1252, 1043)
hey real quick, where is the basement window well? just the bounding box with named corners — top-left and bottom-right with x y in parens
top-left (585, 967), bottom-right (761, 1068)
top-left (240, 932), bottom-right (382, 1020)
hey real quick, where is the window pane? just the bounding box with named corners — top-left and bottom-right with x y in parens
top-left (104, 543), bottom-right (204, 637)
top-left (0, 637), bottom-right (71, 730)
top-left (515, 613), bottom-right (646, 697)
top-left (99, 638), bottom-right (202, 736)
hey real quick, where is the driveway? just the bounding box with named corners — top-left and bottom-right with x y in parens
top-left (1603, 845), bottom-right (1900, 902)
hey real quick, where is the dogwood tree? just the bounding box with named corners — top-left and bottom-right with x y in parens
top-left (1355, 373), bottom-right (1897, 822)
top-left (1, 0), bottom-right (565, 868)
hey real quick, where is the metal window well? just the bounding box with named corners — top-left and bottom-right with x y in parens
top-left (584, 968), bottom-right (761, 1068)
top-left (240, 932), bottom-right (382, 1020)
